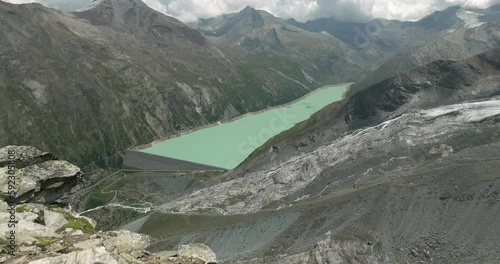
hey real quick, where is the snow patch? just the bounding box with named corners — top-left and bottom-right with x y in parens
top-left (457, 10), bottom-right (485, 28)
top-left (420, 99), bottom-right (500, 122)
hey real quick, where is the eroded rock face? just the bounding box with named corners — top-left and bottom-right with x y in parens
top-left (0, 145), bottom-right (81, 204)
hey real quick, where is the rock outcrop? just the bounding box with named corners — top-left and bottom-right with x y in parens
top-left (0, 146), bottom-right (81, 204)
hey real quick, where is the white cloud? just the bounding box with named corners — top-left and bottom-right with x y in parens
top-left (3, 0), bottom-right (500, 22)
top-left (160, 0), bottom-right (500, 22)
top-left (3, 0), bottom-right (39, 3)
top-left (142, 0), bottom-right (168, 13)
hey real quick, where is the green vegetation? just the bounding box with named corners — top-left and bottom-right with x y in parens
top-left (35, 237), bottom-right (56, 246)
top-left (16, 205), bottom-right (28, 213)
top-left (85, 175), bottom-right (129, 210)
top-left (61, 214), bottom-right (94, 234)
top-left (85, 190), bottom-right (115, 210)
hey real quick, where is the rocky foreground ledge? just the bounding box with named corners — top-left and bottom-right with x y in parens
top-left (0, 146), bottom-right (217, 264)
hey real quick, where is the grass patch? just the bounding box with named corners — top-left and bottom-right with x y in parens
top-left (35, 237), bottom-right (55, 246)
top-left (60, 213), bottom-right (95, 234)
top-left (16, 205), bottom-right (28, 213)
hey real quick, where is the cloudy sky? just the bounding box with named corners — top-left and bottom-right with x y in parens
top-left (4, 0), bottom-right (500, 22)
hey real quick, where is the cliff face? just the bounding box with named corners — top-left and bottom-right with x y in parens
top-left (0, 146), bottom-right (81, 205)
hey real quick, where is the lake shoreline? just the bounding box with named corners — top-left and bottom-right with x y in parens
top-left (132, 83), bottom-right (353, 151)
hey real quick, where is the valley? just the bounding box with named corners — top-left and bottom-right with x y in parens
top-left (130, 84), bottom-right (347, 170)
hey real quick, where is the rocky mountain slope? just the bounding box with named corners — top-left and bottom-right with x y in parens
top-left (190, 6), bottom-right (372, 85)
top-left (0, 145), bottom-right (218, 264)
top-left (349, 7), bottom-right (500, 95)
top-left (290, 5), bottom-right (500, 64)
top-left (0, 0), bottom-right (328, 168)
top-left (132, 49), bottom-right (500, 263)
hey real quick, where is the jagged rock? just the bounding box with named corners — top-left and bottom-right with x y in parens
top-left (16, 220), bottom-right (58, 244)
top-left (10, 256), bottom-right (29, 264)
top-left (15, 160), bottom-right (81, 204)
top-left (19, 245), bottom-right (40, 254)
top-left (0, 146), bottom-right (55, 169)
top-left (156, 250), bottom-right (178, 258)
top-left (103, 230), bottom-right (150, 256)
top-left (74, 239), bottom-right (103, 250)
top-left (28, 246), bottom-right (120, 264)
top-left (71, 230), bottom-right (85, 236)
top-left (43, 210), bottom-right (68, 231)
top-left (18, 212), bottom-right (39, 222)
top-left (0, 146), bottom-right (81, 205)
top-left (178, 244), bottom-right (217, 263)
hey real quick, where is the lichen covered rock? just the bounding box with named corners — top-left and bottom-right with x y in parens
top-left (0, 146), bottom-right (81, 204)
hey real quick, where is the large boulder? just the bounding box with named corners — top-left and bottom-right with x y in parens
top-left (103, 230), bottom-right (151, 256)
top-left (178, 244), bottom-right (217, 264)
top-left (9, 220), bottom-right (58, 244)
top-left (43, 210), bottom-right (69, 232)
top-left (0, 146), bottom-right (81, 204)
top-left (0, 146), bottom-right (55, 168)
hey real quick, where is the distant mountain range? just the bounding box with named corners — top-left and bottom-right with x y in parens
top-left (189, 6), bottom-right (372, 85)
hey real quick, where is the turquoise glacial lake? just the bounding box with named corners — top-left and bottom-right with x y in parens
top-left (142, 85), bottom-right (347, 169)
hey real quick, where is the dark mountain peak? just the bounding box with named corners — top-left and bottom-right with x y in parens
top-left (74, 0), bottom-right (207, 46)
top-left (489, 3), bottom-right (500, 11)
top-left (75, 0), bottom-right (183, 27)
top-left (75, 0), bottom-right (189, 28)
top-left (240, 5), bottom-right (256, 14)
top-left (416, 5), bottom-right (461, 30)
top-left (237, 5), bottom-right (263, 20)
